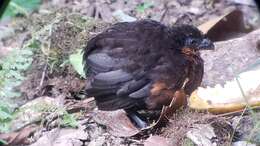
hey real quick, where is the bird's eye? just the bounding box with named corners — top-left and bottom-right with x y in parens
top-left (190, 39), bottom-right (196, 45)
top-left (186, 38), bottom-right (196, 46)
top-left (185, 38), bottom-right (198, 47)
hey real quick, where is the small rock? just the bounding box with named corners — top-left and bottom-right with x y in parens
top-left (189, 7), bottom-right (204, 15)
top-left (10, 96), bottom-right (63, 131)
top-left (88, 136), bottom-right (106, 146)
top-left (112, 10), bottom-right (137, 22)
top-left (231, 115), bottom-right (260, 143)
top-left (230, 0), bottom-right (256, 6)
top-left (30, 127), bottom-right (89, 146)
top-left (177, 0), bottom-right (192, 5)
top-left (232, 141), bottom-right (256, 146)
top-left (144, 135), bottom-right (170, 146)
top-left (0, 26), bottom-right (15, 40)
top-left (92, 110), bottom-right (140, 137)
top-left (186, 124), bottom-right (217, 146)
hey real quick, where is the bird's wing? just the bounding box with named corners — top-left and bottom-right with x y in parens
top-left (84, 51), bottom-right (152, 110)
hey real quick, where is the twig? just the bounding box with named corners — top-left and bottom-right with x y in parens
top-left (38, 24), bottom-right (53, 90)
top-left (228, 106), bottom-right (247, 146)
top-left (227, 75), bottom-right (256, 146)
top-left (215, 106), bottom-right (260, 117)
top-left (160, 2), bottom-right (169, 22)
top-left (39, 63), bottom-right (48, 88)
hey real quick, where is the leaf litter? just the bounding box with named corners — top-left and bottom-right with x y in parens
top-left (0, 0), bottom-right (260, 145)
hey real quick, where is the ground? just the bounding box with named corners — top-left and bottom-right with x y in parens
top-left (0, 0), bottom-right (260, 146)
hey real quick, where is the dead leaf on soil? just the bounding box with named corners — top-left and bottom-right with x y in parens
top-left (233, 141), bottom-right (257, 146)
top-left (86, 2), bottom-right (114, 22)
top-left (30, 128), bottom-right (89, 146)
top-left (10, 96), bottom-right (63, 132)
top-left (0, 26), bottom-right (15, 40)
top-left (65, 97), bottom-right (95, 113)
top-left (186, 124), bottom-right (217, 146)
top-left (144, 135), bottom-right (170, 146)
top-left (0, 124), bottom-right (39, 146)
top-left (198, 9), bottom-right (250, 41)
top-left (112, 10), bottom-right (137, 22)
top-left (0, 46), bottom-right (13, 58)
top-left (230, 0), bottom-right (256, 6)
top-left (186, 119), bottom-right (235, 146)
top-left (92, 110), bottom-right (140, 137)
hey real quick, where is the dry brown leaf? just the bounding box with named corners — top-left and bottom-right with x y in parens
top-left (144, 135), bottom-right (170, 146)
top-left (92, 110), bottom-right (140, 137)
top-left (30, 128), bottom-right (89, 146)
top-left (198, 9), bottom-right (250, 41)
top-left (186, 124), bottom-right (217, 146)
top-left (230, 0), bottom-right (256, 6)
top-left (0, 125), bottom-right (38, 146)
top-left (65, 97), bottom-right (95, 113)
top-left (10, 96), bottom-right (62, 132)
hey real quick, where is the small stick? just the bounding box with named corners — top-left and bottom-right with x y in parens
top-left (39, 63), bottom-right (48, 88)
top-left (38, 24), bottom-right (53, 90)
top-left (215, 106), bottom-right (260, 117)
top-left (160, 2), bottom-right (169, 22)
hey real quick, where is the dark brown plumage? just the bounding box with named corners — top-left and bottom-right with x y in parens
top-left (83, 20), bottom-right (214, 113)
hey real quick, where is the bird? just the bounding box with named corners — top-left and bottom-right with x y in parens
top-left (82, 19), bottom-right (214, 128)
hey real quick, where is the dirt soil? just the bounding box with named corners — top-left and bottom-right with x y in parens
top-left (1, 0), bottom-right (260, 146)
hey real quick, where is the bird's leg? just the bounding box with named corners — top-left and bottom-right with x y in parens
top-left (125, 109), bottom-right (148, 129)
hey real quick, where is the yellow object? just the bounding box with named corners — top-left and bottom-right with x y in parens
top-left (188, 67), bottom-right (260, 114)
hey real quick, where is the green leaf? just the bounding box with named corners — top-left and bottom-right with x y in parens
top-left (136, 2), bottom-right (153, 13)
top-left (69, 50), bottom-right (86, 78)
top-left (15, 63), bottom-right (31, 70)
top-left (0, 101), bottom-right (13, 133)
top-left (0, 139), bottom-right (8, 145)
top-left (26, 39), bottom-right (40, 49)
top-left (0, 48), bottom-right (33, 99)
top-left (0, 102), bottom-right (12, 114)
top-left (2, 89), bottom-right (21, 98)
top-left (61, 113), bottom-right (78, 128)
top-left (0, 110), bottom-right (12, 120)
top-left (2, 0), bottom-right (41, 19)
top-left (8, 70), bottom-right (24, 80)
top-left (0, 123), bottom-right (11, 133)
top-left (20, 50), bottom-right (33, 56)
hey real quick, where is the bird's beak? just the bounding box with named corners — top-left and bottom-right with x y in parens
top-left (198, 38), bottom-right (214, 50)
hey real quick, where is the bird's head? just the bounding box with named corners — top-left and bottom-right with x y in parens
top-left (172, 25), bottom-right (214, 55)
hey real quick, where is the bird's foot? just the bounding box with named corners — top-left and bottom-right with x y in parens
top-left (125, 110), bottom-right (148, 129)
